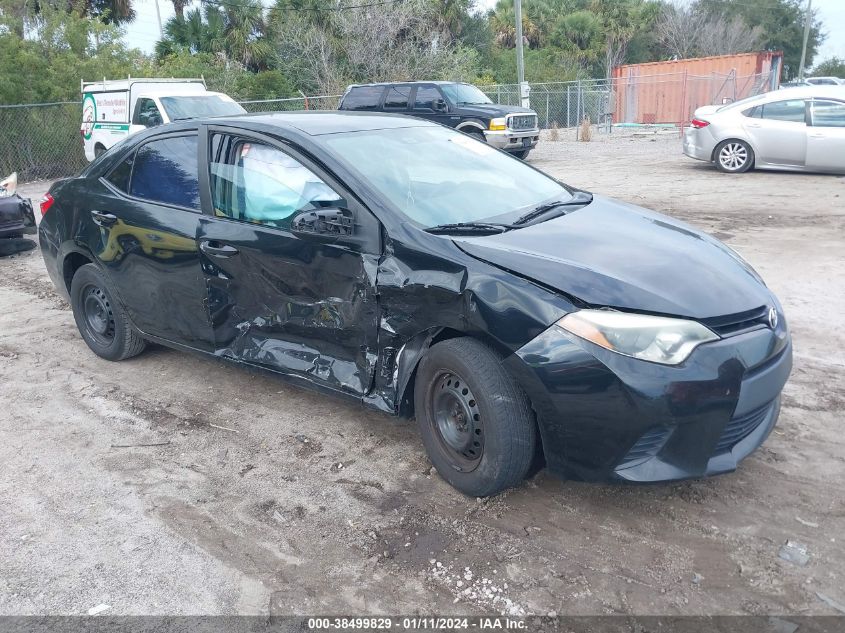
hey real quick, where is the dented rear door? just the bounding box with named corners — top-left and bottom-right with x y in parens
top-left (196, 128), bottom-right (381, 396)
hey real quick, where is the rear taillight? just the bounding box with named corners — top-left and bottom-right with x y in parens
top-left (690, 118), bottom-right (710, 129)
top-left (40, 193), bottom-right (55, 216)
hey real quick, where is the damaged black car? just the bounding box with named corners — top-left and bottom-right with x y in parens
top-left (38, 113), bottom-right (792, 496)
top-left (0, 172), bottom-right (37, 257)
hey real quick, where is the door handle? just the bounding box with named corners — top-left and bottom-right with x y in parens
top-left (746, 123), bottom-right (762, 128)
top-left (91, 210), bottom-right (117, 227)
top-left (200, 240), bottom-right (239, 257)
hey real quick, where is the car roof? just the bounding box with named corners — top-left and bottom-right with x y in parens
top-left (195, 110), bottom-right (437, 136)
top-left (345, 81), bottom-right (464, 88)
top-left (765, 85), bottom-right (845, 99)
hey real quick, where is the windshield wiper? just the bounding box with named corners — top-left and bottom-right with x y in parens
top-left (424, 222), bottom-right (513, 235)
top-left (512, 191), bottom-right (593, 226)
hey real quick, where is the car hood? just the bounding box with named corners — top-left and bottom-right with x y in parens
top-left (454, 195), bottom-right (772, 320)
top-left (457, 103), bottom-right (536, 118)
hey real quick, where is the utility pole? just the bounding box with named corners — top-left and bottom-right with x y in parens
top-left (798, 0), bottom-right (812, 81)
top-left (514, 0), bottom-right (529, 107)
top-left (153, 0), bottom-right (164, 38)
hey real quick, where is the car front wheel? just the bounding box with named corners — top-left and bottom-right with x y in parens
top-left (714, 139), bottom-right (753, 173)
top-left (414, 337), bottom-right (537, 497)
top-left (70, 263), bottom-right (147, 361)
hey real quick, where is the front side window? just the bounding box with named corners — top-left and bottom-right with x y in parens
top-left (760, 100), bottom-right (806, 123)
top-left (209, 135), bottom-right (343, 230)
top-left (133, 98), bottom-right (164, 128)
top-left (440, 83), bottom-right (493, 106)
top-left (811, 99), bottom-right (845, 127)
top-left (383, 85), bottom-right (411, 110)
top-left (413, 86), bottom-right (443, 110)
top-left (320, 125), bottom-right (569, 228)
top-left (129, 135), bottom-right (200, 210)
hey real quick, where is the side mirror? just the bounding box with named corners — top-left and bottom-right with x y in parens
top-left (292, 207), bottom-right (353, 238)
top-left (433, 98), bottom-right (448, 112)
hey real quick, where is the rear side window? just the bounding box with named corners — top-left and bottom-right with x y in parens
top-left (341, 86), bottom-right (383, 111)
top-left (760, 100), bottom-right (806, 123)
top-left (383, 85), bottom-right (411, 110)
top-left (414, 86), bottom-right (442, 110)
top-left (811, 100), bottom-right (845, 127)
top-left (106, 153), bottom-right (134, 192)
top-left (129, 135), bottom-right (200, 210)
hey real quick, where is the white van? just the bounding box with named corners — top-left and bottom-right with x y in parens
top-left (81, 77), bottom-right (246, 161)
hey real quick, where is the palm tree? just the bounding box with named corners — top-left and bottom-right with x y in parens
top-left (222, 0), bottom-right (271, 69)
top-left (86, 0), bottom-right (136, 25)
top-left (171, 0), bottom-right (190, 20)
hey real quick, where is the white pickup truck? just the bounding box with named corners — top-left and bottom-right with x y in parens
top-left (81, 77), bottom-right (246, 161)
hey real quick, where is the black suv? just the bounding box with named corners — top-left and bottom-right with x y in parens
top-left (338, 81), bottom-right (540, 158)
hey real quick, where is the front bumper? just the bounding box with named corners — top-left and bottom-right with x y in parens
top-left (508, 318), bottom-right (792, 483)
top-left (484, 128), bottom-right (540, 152)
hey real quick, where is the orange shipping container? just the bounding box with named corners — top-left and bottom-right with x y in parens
top-left (612, 51), bottom-right (783, 125)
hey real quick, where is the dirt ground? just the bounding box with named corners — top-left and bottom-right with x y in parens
top-left (1, 131), bottom-right (844, 617)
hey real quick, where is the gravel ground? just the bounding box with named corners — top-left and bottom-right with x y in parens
top-left (1, 131), bottom-right (844, 617)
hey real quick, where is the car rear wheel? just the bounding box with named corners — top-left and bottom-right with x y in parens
top-left (70, 263), bottom-right (146, 361)
top-left (94, 144), bottom-right (106, 158)
top-left (714, 139), bottom-right (753, 173)
top-left (414, 337), bottom-right (536, 497)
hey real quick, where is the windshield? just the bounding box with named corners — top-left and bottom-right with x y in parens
top-left (441, 84), bottom-right (493, 105)
top-left (160, 96), bottom-right (246, 120)
top-left (320, 126), bottom-right (570, 227)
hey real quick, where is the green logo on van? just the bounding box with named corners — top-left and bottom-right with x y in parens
top-left (82, 93), bottom-right (96, 140)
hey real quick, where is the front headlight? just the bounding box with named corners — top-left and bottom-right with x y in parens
top-left (489, 117), bottom-right (507, 131)
top-left (557, 310), bottom-right (719, 365)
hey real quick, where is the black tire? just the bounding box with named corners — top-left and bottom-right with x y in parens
top-left (510, 149), bottom-right (530, 160)
top-left (415, 337), bottom-right (536, 497)
top-left (94, 144), bottom-right (106, 158)
top-left (714, 139), bottom-right (753, 173)
top-left (70, 263), bottom-right (146, 361)
top-left (464, 129), bottom-right (486, 143)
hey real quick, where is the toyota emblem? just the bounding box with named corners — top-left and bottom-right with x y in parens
top-left (768, 307), bottom-right (778, 330)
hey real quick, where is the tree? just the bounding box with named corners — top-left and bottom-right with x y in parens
top-left (171, 0), bottom-right (189, 20)
top-left (590, 0), bottom-right (659, 78)
top-left (810, 57), bottom-right (845, 78)
top-left (157, 0), bottom-right (270, 70)
top-left (657, 1), bottom-right (763, 60)
top-left (656, 1), bottom-right (706, 59)
top-left (270, 0), bottom-right (478, 94)
top-left (697, 0), bottom-right (824, 78)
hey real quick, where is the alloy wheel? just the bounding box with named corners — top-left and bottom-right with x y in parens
top-left (718, 142), bottom-right (748, 171)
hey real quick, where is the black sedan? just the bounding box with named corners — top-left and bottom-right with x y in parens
top-left (38, 112), bottom-right (792, 496)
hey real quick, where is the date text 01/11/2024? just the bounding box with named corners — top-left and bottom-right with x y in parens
top-left (306, 617), bottom-right (527, 630)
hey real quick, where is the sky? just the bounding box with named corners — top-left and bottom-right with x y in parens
top-left (124, 0), bottom-right (845, 65)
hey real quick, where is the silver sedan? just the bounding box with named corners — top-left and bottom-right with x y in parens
top-left (683, 86), bottom-right (845, 174)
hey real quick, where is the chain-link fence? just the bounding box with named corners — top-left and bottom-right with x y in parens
top-left (481, 71), bottom-right (776, 130)
top-left (0, 102), bottom-right (88, 182)
top-left (239, 95), bottom-right (342, 113)
top-left (1, 72), bottom-right (774, 181)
